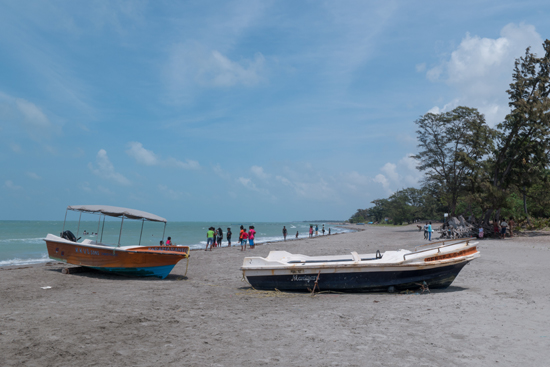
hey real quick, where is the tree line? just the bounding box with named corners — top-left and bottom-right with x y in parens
top-left (350, 40), bottom-right (550, 227)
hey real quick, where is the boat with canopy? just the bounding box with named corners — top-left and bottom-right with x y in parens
top-left (43, 205), bottom-right (190, 279)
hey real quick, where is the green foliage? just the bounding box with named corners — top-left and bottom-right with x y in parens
top-left (350, 40), bottom-right (550, 225)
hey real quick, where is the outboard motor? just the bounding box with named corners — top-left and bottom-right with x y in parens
top-left (61, 230), bottom-right (77, 242)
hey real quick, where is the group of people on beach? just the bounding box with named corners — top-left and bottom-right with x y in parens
top-left (205, 225), bottom-right (255, 251)
top-left (282, 224), bottom-right (331, 241)
top-left (423, 217), bottom-right (516, 241)
top-left (308, 224), bottom-right (329, 238)
top-left (491, 217), bottom-right (515, 239)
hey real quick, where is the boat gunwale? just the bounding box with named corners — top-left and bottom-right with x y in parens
top-left (44, 235), bottom-right (190, 257)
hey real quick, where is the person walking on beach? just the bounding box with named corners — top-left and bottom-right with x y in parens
top-left (500, 218), bottom-right (508, 239)
top-left (309, 225), bottom-right (313, 238)
top-left (217, 228), bottom-right (223, 247)
top-left (241, 229), bottom-right (248, 251)
top-left (315, 225), bottom-right (319, 236)
top-left (328, 228), bottom-right (331, 235)
top-left (424, 222), bottom-right (428, 240)
top-left (322, 225), bottom-right (325, 235)
top-left (296, 231), bottom-right (299, 238)
top-left (283, 226), bottom-right (287, 241)
top-left (427, 222), bottom-right (433, 241)
top-left (227, 228), bottom-right (232, 247)
top-left (248, 226), bottom-right (256, 249)
top-left (206, 227), bottom-right (215, 251)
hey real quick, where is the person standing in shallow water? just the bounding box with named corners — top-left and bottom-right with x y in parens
top-left (227, 228), bottom-right (232, 247)
top-left (322, 225), bottom-right (325, 235)
top-left (315, 225), bottom-right (319, 236)
top-left (282, 226), bottom-right (287, 241)
top-left (309, 226), bottom-right (313, 238)
top-left (217, 228), bottom-right (223, 247)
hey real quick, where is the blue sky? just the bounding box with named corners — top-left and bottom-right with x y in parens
top-left (1, 1), bottom-right (549, 221)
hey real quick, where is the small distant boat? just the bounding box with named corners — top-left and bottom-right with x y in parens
top-left (44, 205), bottom-right (190, 279)
top-left (241, 239), bottom-right (479, 292)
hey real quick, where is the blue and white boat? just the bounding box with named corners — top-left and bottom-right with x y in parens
top-left (241, 239), bottom-right (479, 292)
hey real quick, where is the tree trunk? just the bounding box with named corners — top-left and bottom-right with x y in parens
top-left (483, 209), bottom-right (493, 225)
top-left (523, 185), bottom-right (532, 225)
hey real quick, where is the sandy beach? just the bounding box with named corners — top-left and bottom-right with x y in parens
top-left (1, 224), bottom-right (549, 366)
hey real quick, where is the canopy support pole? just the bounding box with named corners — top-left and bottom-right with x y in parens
top-left (118, 216), bottom-right (124, 247)
top-left (61, 208), bottom-right (68, 234)
top-left (162, 223), bottom-right (166, 243)
top-left (138, 219), bottom-right (144, 246)
top-left (76, 212), bottom-right (82, 238)
top-left (100, 215), bottom-right (105, 243)
top-left (96, 215), bottom-right (101, 241)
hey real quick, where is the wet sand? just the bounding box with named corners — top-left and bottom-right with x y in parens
top-left (1, 224), bottom-right (549, 366)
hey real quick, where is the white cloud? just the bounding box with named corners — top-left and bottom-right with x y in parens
top-left (374, 174), bottom-right (391, 193)
top-left (0, 92), bottom-right (57, 140)
top-left (4, 180), bottom-right (22, 191)
top-left (380, 163), bottom-right (398, 182)
top-left (25, 172), bottom-right (42, 180)
top-left (427, 23), bottom-right (544, 125)
top-left (126, 142), bottom-right (200, 170)
top-left (158, 184), bottom-right (184, 200)
top-left (126, 142), bottom-right (158, 166)
top-left (237, 177), bottom-right (273, 198)
top-left (79, 182), bottom-right (92, 192)
top-left (427, 99), bottom-right (459, 115)
top-left (374, 154), bottom-right (422, 193)
top-left (237, 177), bottom-right (259, 191)
top-left (168, 157), bottom-right (200, 170)
top-left (275, 174), bottom-right (335, 200)
top-left (415, 63), bottom-right (426, 72)
top-left (88, 149), bottom-right (131, 186)
top-left (213, 164), bottom-right (231, 180)
top-left (251, 165), bottom-right (269, 180)
top-left (15, 98), bottom-right (50, 128)
top-left (165, 43), bottom-right (266, 103)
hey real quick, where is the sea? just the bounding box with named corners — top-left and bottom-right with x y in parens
top-left (0, 220), bottom-right (351, 267)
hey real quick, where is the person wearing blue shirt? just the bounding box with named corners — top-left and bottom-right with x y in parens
top-left (428, 222), bottom-right (433, 241)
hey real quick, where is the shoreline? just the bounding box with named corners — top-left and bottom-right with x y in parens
top-left (1, 224), bottom-right (549, 366)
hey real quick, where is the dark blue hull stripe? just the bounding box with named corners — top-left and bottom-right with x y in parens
top-left (89, 264), bottom-right (175, 279)
top-left (246, 261), bottom-right (470, 292)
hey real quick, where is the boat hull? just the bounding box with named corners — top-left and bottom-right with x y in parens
top-left (45, 237), bottom-right (188, 279)
top-left (244, 261), bottom-right (471, 292)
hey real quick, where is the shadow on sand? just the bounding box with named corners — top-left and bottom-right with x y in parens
top-left (46, 266), bottom-right (188, 281)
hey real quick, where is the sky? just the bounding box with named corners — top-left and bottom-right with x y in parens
top-left (1, 1), bottom-right (549, 221)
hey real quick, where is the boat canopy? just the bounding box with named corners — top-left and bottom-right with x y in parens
top-left (67, 205), bottom-right (167, 223)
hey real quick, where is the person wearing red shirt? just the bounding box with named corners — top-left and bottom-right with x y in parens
top-left (248, 226), bottom-right (256, 249)
top-left (241, 230), bottom-right (248, 251)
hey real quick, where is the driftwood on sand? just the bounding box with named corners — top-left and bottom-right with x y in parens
top-left (435, 215), bottom-right (499, 239)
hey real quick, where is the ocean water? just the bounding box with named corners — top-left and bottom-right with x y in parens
top-left (0, 220), bottom-right (350, 267)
